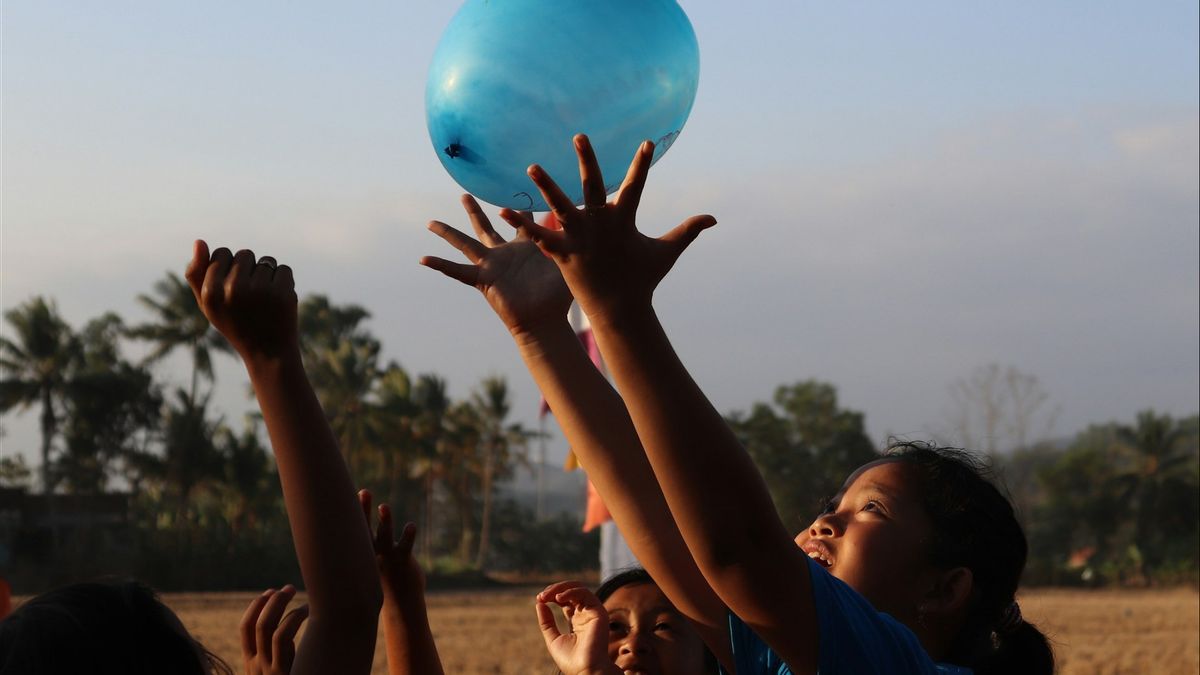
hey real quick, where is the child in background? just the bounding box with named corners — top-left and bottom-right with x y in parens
top-left (421, 136), bottom-right (1054, 674)
top-left (537, 568), bottom-right (718, 675)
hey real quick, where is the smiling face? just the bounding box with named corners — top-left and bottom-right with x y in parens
top-left (603, 582), bottom-right (708, 675)
top-left (794, 459), bottom-right (942, 625)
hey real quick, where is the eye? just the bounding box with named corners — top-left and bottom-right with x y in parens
top-left (817, 496), bottom-right (838, 516)
top-left (861, 499), bottom-right (885, 514)
top-left (609, 621), bottom-right (628, 633)
top-left (654, 621), bottom-right (672, 632)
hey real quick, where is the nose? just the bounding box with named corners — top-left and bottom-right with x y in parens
top-left (618, 628), bottom-right (652, 656)
top-left (809, 513), bottom-right (842, 538)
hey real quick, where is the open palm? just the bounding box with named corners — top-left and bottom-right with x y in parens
top-left (421, 194), bottom-right (572, 335)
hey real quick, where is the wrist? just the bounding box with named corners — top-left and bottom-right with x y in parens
top-left (510, 317), bottom-right (577, 350)
top-left (242, 346), bottom-right (305, 381)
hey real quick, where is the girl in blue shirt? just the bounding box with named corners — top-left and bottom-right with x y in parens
top-left (422, 136), bottom-right (1054, 675)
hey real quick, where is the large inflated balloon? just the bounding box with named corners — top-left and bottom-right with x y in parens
top-left (426, 0), bottom-right (700, 211)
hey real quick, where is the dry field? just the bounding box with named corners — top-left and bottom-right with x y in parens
top-left (165, 587), bottom-right (1198, 674)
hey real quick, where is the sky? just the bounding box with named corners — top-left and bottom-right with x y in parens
top-left (2, 1), bottom-right (1198, 478)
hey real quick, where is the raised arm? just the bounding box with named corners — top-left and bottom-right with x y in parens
top-left (359, 490), bottom-right (444, 675)
top-left (511, 136), bottom-right (820, 673)
top-left (420, 196), bottom-right (732, 668)
top-left (185, 241), bottom-right (382, 675)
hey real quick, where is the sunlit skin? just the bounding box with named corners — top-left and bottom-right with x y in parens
top-left (793, 460), bottom-right (944, 631)
top-left (604, 583), bottom-right (708, 675)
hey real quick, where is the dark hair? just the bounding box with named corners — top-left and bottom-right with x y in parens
top-left (885, 441), bottom-right (1054, 675)
top-left (594, 567), bottom-right (720, 674)
top-left (0, 578), bottom-right (232, 675)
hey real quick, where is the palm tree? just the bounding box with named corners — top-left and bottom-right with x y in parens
top-left (59, 314), bottom-right (161, 493)
top-left (297, 295), bottom-right (385, 478)
top-left (0, 297), bottom-right (79, 494)
top-left (1112, 410), bottom-right (1198, 582)
top-left (412, 374), bottom-right (449, 567)
top-left (126, 273), bottom-right (231, 402)
top-left (470, 376), bottom-right (531, 570)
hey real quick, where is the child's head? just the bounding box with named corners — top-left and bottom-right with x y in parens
top-left (794, 441), bottom-right (1054, 675)
top-left (0, 578), bottom-right (231, 675)
top-left (595, 568), bottom-right (717, 675)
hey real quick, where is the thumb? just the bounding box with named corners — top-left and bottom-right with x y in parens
top-left (535, 601), bottom-right (565, 647)
top-left (661, 214), bottom-right (717, 252)
top-left (184, 239), bottom-right (211, 302)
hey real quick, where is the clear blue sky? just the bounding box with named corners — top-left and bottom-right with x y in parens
top-left (3, 1), bottom-right (1198, 476)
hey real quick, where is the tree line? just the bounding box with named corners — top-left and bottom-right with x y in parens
top-left (1, 273), bottom-right (593, 590)
top-left (2, 275), bottom-right (1196, 589)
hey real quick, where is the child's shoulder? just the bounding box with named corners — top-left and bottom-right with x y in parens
top-left (723, 558), bottom-right (973, 675)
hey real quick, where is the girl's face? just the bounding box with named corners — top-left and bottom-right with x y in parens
top-left (794, 459), bottom-right (941, 626)
top-left (603, 582), bottom-right (708, 675)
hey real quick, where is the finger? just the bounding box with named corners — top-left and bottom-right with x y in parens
top-left (227, 249), bottom-right (256, 298)
top-left (498, 209), bottom-right (568, 254)
top-left (462, 194), bottom-right (506, 247)
top-left (614, 140), bottom-right (655, 219)
top-left (535, 601), bottom-right (564, 646)
top-left (256, 585), bottom-right (296, 664)
top-left (419, 255), bottom-right (480, 287)
top-left (574, 134), bottom-right (607, 209)
top-left (375, 503), bottom-right (394, 553)
top-left (427, 220), bottom-right (487, 263)
top-left (184, 240), bottom-right (211, 303)
top-left (240, 590), bottom-right (273, 658)
top-left (527, 164), bottom-right (580, 227)
top-left (273, 604), bottom-right (309, 672)
top-left (396, 521), bottom-right (417, 557)
top-left (252, 255), bottom-right (278, 286)
top-left (661, 214), bottom-right (718, 252)
top-left (272, 264), bottom-right (295, 291)
top-left (358, 489), bottom-right (373, 527)
top-left (555, 587), bottom-right (603, 611)
top-left (537, 580), bottom-right (586, 602)
top-left (201, 247), bottom-right (234, 307)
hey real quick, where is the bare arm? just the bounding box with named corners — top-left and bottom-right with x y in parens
top-left (420, 197), bottom-right (732, 668)
top-left (513, 136), bottom-right (820, 673)
top-left (186, 241), bottom-right (382, 675)
top-left (359, 490), bottom-right (445, 675)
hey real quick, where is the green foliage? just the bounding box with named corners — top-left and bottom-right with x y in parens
top-left (727, 380), bottom-right (878, 530)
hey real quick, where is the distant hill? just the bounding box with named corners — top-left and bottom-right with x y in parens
top-left (497, 462), bottom-right (587, 519)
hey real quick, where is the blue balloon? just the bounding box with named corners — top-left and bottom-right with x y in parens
top-left (426, 0), bottom-right (700, 211)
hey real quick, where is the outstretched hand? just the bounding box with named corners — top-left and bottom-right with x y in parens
top-left (240, 585), bottom-right (310, 675)
top-left (503, 135), bottom-right (716, 326)
top-left (420, 194), bottom-right (573, 337)
top-left (185, 240), bottom-right (299, 362)
top-left (359, 489), bottom-right (424, 602)
top-left (535, 580), bottom-right (621, 675)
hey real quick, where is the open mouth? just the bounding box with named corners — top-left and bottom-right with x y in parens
top-left (802, 541), bottom-right (835, 568)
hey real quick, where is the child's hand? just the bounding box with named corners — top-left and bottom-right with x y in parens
top-left (359, 489), bottom-right (425, 602)
top-left (504, 135), bottom-right (716, 326)
top-left (535, 580), bottom-right (621, 675)
top-left (420, 194), bottom-right (573, 338)
top-left (184, 240), bottom-right (299, 362)
top-left (240, 585), bottom-right (309, 675)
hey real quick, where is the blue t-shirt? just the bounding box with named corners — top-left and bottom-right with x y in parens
top-left (722, 558), bottom-right (972, 675)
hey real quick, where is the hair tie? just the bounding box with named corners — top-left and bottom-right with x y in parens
top-left (996, 601), bottom-right (1023, 634)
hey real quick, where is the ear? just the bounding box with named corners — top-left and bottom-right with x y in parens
top-left (921, 566), bottom-right (974, 619)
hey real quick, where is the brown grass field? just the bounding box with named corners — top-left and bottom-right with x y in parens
top-left (161, 586), bottom-right (1200, 674)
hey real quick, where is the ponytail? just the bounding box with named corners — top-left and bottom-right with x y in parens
top-left (976, 618), bottom-right (1055, 675)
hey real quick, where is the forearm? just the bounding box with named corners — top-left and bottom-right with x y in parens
top-left (587, 306), bottom-right (809, 610)
top-left (381, 597), bottom-right (444, 675)
top-left (245, 351), bottom-right (383, 621)
top-left (512, 321), bottom-right (730, 648)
